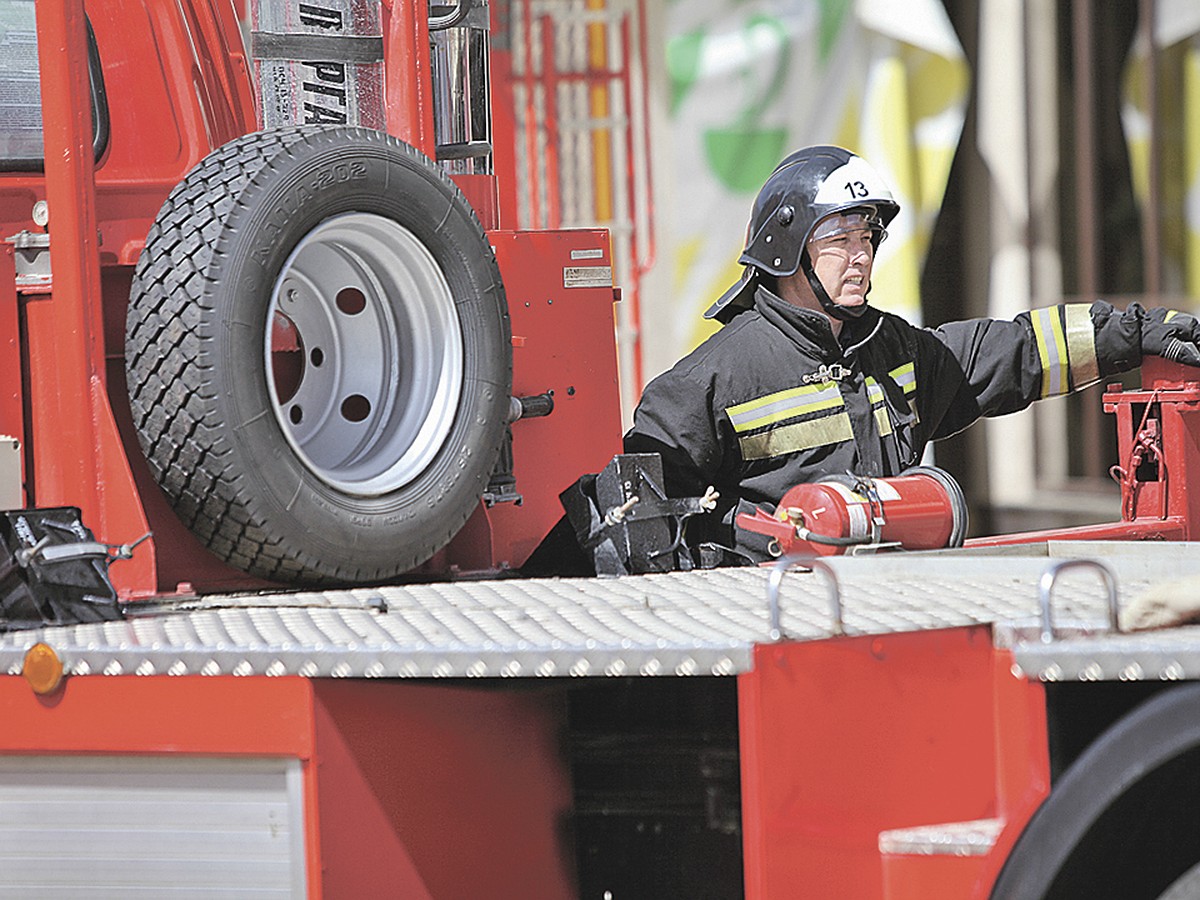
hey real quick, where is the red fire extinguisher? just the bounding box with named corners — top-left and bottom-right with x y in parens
top-left (737, 467), bottom-right (969, 558)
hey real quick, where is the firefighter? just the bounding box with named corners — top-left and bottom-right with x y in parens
top-left (624, 145), bottom-right (1200, 560)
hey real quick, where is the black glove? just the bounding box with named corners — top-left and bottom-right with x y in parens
top-left (1141, 307), bottom-right (1200, 367)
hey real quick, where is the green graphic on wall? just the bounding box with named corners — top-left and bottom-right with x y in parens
top-left (661, 0), bottom-right (968, 358)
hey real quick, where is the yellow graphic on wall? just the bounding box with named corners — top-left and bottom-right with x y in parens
top-left (1122, 8), bottom-right (1200, 303)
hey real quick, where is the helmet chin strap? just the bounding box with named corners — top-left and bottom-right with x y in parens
top-left (802, 256), bottom-right (867, 321)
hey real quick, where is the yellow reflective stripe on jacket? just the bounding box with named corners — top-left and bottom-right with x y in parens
top-left (888, 361), bottom-right (919, 423)
top-left (1033, 306), bottom-right (1070, 397)
top-left (1064, 303), bottom-right (1099, 389)
top-left (865, 376), bottom-right (893, 437)
top-left (726, 381), bottom-right (843, 433)
top-left (737, 412), bottom-right (854, 460)
top-left (727, 380), bottom-right (853, 459)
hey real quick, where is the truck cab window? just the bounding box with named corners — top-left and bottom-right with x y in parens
top-left (0, 0), bottom-right (108, 171)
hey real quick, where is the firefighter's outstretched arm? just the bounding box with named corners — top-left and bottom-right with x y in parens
top-left (926, 300), bottom-right (1200, 441)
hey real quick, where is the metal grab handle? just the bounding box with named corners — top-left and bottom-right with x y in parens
top-left (1038, 558), bottom-right (1120, 643)
top-left (429, 0), bottom-right (472, 31)
top-left (766, 555), bottom-right (844, 641)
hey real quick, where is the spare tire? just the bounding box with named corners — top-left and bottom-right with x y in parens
top-left (126, 127), bottom-right (511, 584)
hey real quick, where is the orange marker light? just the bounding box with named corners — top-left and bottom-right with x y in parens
top-left (22, 642), bottom-right (64, 695)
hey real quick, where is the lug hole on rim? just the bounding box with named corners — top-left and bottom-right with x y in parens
top-left (289, 405), bottom-right (304, 425)
top-left (270, 311), bottom-right (305, 404)
top-left (310, 347), bottom-right (324, 367)
top-left (336, 287), bottom-right (366, 315)
top-left (341, 394), bottom-right (371, 423)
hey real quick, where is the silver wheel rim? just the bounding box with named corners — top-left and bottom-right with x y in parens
top-left (265, 212), bottom-right (464, 497)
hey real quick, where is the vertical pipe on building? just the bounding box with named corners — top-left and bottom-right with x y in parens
top-left (1021, 2), bottom-right (1037, 307)
top-left (1025, 1), bottom-right (1071, 486)
top-left (1072, 0), bottom-right (1099, 304)
top-left (1140, 0), bottom-right (1163, 303)
top-left (1021, 0), bottom-right (1047, 482)
top-left (1072, 0), bottom-right (1103, 478)
top-left (979, 0), bottom-right (1038, 511)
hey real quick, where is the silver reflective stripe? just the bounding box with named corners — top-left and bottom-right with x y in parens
top-left (889, 361), bottom-right (916, 394)
top-left (888, 361), bottom-right (919, 423)
top-left (1032, 306), bottom-right (1069, 397)
top-left (726, 381), bottom-right (843, 433)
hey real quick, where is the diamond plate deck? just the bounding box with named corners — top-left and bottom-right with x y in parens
top-left (2, 543), bottom-right (1198, 680)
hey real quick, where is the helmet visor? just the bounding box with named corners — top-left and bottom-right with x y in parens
top-left (809, 208), bottom-right (888, 245)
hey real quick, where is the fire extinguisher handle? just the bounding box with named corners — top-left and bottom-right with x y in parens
top-left (766, 555), bottom-right (844, 641)
top-left (736, 509), bottom-right (796, 544)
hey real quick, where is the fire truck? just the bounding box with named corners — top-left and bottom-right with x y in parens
top-left (3, 0), bottom-right (1200, 897)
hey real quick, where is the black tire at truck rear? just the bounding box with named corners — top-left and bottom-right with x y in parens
top-left (126, 127), bottom-right (511, 584)
top-left (991, 683), bottom-right (1200, 899)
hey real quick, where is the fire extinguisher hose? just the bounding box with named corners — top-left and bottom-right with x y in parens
top-left (793, 527), bottom-right (876, 547)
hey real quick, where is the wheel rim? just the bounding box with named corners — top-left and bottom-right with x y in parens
top-left (265, 212), bottom-right (464, 496)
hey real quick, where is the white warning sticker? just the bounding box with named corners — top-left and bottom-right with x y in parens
top-left (873, 480), bottom-right (901, 502)
top-left (570, 248), bottom-right (605, 260)
top-left (845, 503), bottom-right (869, 539)
top-left (564, 266), bottom-right (613, 288)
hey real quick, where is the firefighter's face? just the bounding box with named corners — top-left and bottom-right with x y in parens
top-left (807, 224), bottom-right (875, 310)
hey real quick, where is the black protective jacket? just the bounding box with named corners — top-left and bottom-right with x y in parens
top-left (624, 287), bottom-right (1145, 545)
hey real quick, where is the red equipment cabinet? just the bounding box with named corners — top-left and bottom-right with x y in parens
top-left (0, 673), bottom-right (575, 898)
top-left (739, 628), bottom-right (1049, 899)
top-left (487, 229), bottom-right (623, 566)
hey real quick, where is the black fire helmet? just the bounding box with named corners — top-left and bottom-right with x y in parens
top-left (705, 146), bottom-right (900, 323)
